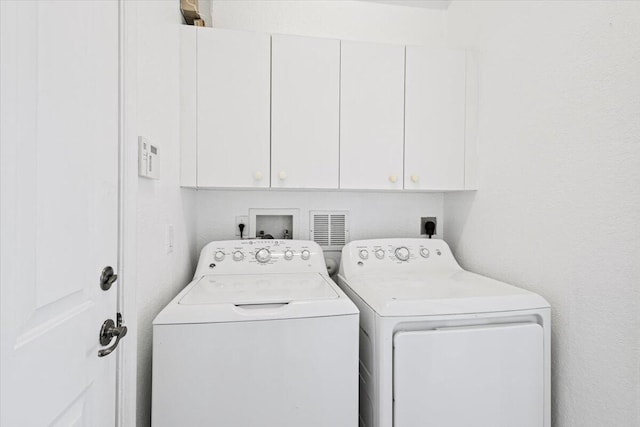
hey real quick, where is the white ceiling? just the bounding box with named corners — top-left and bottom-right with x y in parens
top-left (363, 0), bottom-right (452, 10)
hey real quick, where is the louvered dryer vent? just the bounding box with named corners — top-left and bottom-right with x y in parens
top-left (309, 211), bottom-right (350, 251)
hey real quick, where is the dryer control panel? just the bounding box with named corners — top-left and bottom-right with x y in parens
top-left (339, 238), bottom-right (461, 279)
top-left (194, 240), bottom-right (327, 277)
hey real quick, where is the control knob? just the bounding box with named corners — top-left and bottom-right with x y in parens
top-left (375, 249), bottom-right (385, 259)
top-left (359, 249), bottom-right (369, 260)
top-left (214, 251), bottom-right (225, 262)
top-left (232, 251), bottom-right (244, 262)
top-left (420, 248), bottom-right (430, 258)
top-left (301, 250), bottom-right (311, 260)
top-left (255, 248), bottom-right (271, 263)
top-left (394, 247), bottom-right (410, 261)
top-left (284, 250), bottom-right (294, 260)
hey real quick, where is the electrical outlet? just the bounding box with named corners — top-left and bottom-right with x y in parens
top-left (235, 215), bottom-right (248, 237)
top-left (420, 217), bottom-right (437, 237)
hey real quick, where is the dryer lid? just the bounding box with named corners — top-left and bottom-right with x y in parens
top-left (341, 270), bottom-right (550, 316)
top-left (179, 273), bottom-right (338, 305)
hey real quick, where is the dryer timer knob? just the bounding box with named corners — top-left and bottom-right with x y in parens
top-left (255, 248), bottom-right (271, 263)
top-left (395, 247), bottom-right (410, 261)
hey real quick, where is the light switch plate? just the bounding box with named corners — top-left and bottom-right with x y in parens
top-left (138, 136), bottom-right (160, 179)
top-left (166, 224), bottom-right (174, 254)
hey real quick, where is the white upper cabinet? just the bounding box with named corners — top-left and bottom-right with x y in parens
top-left (271, 35), bottom-right (340, 189)
top-left (196, 28), bottom-right (271, 188)
top-left (181, 26), bottom-right (473, 192)
top-left (404, 47), bottom-right (466, 190)
top-left (340, 41), bottom-right (405, 190)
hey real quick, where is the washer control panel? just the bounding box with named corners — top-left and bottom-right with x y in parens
top-left (339, 238), bottom-right (459, 278)
top-left (194, 240), bottom-right (327, 276)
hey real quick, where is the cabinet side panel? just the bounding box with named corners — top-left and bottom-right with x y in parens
top-left (180, 26), bottom-right (197, 187)
top-left (464, 50), bottom-right (479, 190)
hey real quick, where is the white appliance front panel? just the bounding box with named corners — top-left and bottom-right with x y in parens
top-left (393, 323), bottom-right (544, 427)
top-left (180, 273), bottom-right (338, 305)
top-left (152, 315), bottom-right (358, 427)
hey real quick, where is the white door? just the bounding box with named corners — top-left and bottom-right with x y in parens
top-left (271, 34), bottom-right (340, 189)
top-left (404, 47), bottom-right (466, 190)
top-left (340, 41), bottom-right (405, 190)
top-left (197, 28), bottom-right (271, 188)
top-left (1, 1), bottom-right (120, 426)
top-left (393, 323), bottom-right (544, 427)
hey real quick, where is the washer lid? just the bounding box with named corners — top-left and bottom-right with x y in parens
top-left (153, 272), bottom-right (357, 325)
top-left (179, 273), bottom-right (338, 305)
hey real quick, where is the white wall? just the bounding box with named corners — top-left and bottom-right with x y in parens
top-left (196, 0), bottom-right (447, 254)
top-left (209, 0), bottom-right (445, 45)
top-left (444, 2), bottom-right (640, 426)
top-left (134, 2), bottom-right (198, 426)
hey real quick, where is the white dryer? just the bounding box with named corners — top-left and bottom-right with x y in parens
top-left (152, 240), bottom-right (358, 427)
top-left (337, 238), bottom-right (551, 427)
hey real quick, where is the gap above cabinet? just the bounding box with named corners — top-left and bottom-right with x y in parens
top-left (180, 26), bottom-right (478, 192)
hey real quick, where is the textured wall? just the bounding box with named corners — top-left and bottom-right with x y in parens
top-left (444, 2), bottom-right (640, 426)
top-left (134, 2), bottom-right (198, 426)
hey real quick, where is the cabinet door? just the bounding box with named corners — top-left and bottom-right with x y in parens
top-left (271, 35), bottom-right (340, 189)
top-left (405, 47), bottom-right (466, 190)
top-left (197, 28), bottom-right (270, 188)
top-left (340, 41), bottom-right (405, 190)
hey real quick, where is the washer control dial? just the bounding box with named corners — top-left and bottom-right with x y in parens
top-left (214, 251), bottom-right (225, 262)
top-left (301, 250), bottom-right (311, 260)
top-left (375, 249), bottom-right (385, 259)
top-left (420, 248), bottom-right (430, 258)
top-left (359, 249), bottom-right (369, 260)
top-left (255, 248), bottom-right (271, 263)
top-left (284, 250), bottom-right (294, 260)
top-left (232, 251), bottom-right (244, 262)
top-left (394, 247), bottom-right (410, 261)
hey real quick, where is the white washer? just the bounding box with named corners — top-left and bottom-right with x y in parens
top-left (152, 240), bottom-right (359, 427)
top-left (337, 238), bottom-right (551, 427)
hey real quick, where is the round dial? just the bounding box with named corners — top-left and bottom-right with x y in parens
top-left (394, 247), bottom-right (410, 261)
top-left (232, 251), bottom-right (244, 262)
top-left (255, 248), bottom-right (271, 263)
top-left (375, 249), bottom-right (385, 259)
top-left (301, 250), bottom-right (311, 260)
top-left (420, 248), bottom-right (430, 258)
top-left (359, 249), bottom-right (369, 260)
top-left (284, 250), bottom-right (294, 260)
top-left (214, 251), bottom-right (225, 262)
